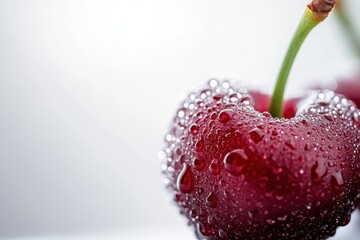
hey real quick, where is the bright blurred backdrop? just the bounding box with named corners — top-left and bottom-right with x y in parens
top-left (0, 0), bottom-right (359, 239)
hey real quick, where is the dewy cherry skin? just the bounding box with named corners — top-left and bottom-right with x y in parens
top-left (334, 0), bottom-right (360, 211)
top-left (161, 0), bottom-right (360, 239)
top-left (163, 81), bottom-right (360, 240)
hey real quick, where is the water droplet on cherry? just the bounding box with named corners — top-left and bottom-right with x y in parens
top-left (249, 127), bottom-right (264, 143)
top-left (331, 171), bottom-right (344, 189)
top-left (301, 119), bottom-right (310, 126)
top-left (206, 192), bottom-right (218, 208)
top-left (229, 93), bottom-right (242, 102)
top-left (324, 115), bottom-right (334, 122)
top-left (224, 149), bottom-right (248, 175)
top-left (213, 94), bottom-right (224, 101)
top-left (263, 111), bottom-right (271, 118)
top-left (177, 164), bottom-right (193, 193)
top-left (196, 139), bottom-right (204, 151)
top-left (219, 109), bottom-right (233, 123)
top-left (192, 158), bottom-right (205, 171)
top-left (189, 209), bottom-right (198, 222)
top-left (209, 159), bottom-right (220, 175)
top-left (311, 159), bottom-right (327, 182)
top-left (190, 124), bottom-right (199, 135)
top-left (196, 223), bottom-right (214, 237)
top-left (208, 79), bottom-right (218, 88)
top-left (177, 108), bottom-right (186, 118)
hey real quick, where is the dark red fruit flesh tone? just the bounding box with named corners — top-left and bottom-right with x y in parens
top-left (315, 72), bottom-right (360, 211)
top-left (162, 80), bottom-right (360, 240)
top-left (332, 73), bottom-right (360, 210)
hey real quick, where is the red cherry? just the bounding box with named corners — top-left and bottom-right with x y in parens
top-left (332, 72), bottom-right (360, 210)
top-left (162, 80), bottom-right (360, 240)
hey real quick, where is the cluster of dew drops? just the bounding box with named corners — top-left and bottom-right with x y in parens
top-left (160, 79), bottom-right (253, 238)
top-left (160, 79), bottom-right (251, 186)
top-left (298, 90), bottom-right (360, 173)
top-left (159, 79), bottom-right (360, 239)
top-left (304, 90), bottom-right (360, 193)
top-left (303, 90), bottom-right (360, 129)
top-left (302, 90), bottom-right (360, 188)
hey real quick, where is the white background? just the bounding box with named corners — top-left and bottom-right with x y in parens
top-left (0, 0), bottom-right (359, 239)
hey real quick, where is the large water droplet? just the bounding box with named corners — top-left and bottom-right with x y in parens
top-left (249, 128), bottom-right (264, 143)
top-left (209, 159), bottom-right (220, 175)
top-left (224, 149), bottom-right (248, 175)
top-left (189, 124), bottom-right (199, 135)
top-left (219, 109), bottom-right (233, 123)
top-left (331, 171), bottom-right (344, 189)
top-left (206, 192), bottom-right (218, 208)
top-left (311, 159), bottom-right (327, 182)
top-left (192, 158), bottom-right (205, 171)
top-left (196, 223), bottom-right (214, 237)
top-left (177, 164), bottom-right (193, 193)
top-left (196, 139), bottom-right (204, 152)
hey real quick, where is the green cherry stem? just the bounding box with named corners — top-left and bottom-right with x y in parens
top-left (269, 8), bottom-right (318, 118)
top-left (269, 0), bottom-right (338, 118)
top-left (335, 1), bottom-right (360, 58)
